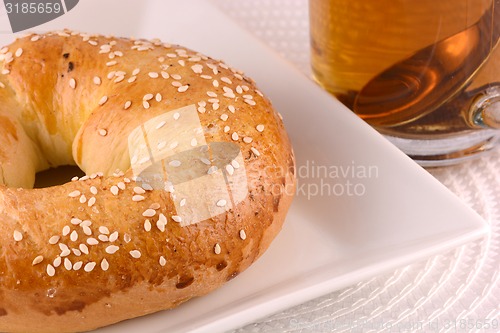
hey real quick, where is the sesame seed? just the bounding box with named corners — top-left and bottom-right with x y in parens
top-left (231, 160), bottom-right (240, 169)
top-left (69, 78), bottom-right (76, 89)
top-left (73, 261), bottom-right (83, 270)
top-left (62, 226), bottom-right (71, 236)
top-left (207, 166), bottom-right (218, 175)
top-left (15, 48), bottom-right (23, 57)
top-left (128, 76), bottom-right (137, 83)
top-left (110, 185), bottom-right (119, 196)
top-left (106, 60), bottom-right (117, 66)
top-left (32, 256), bottom-right (44, 266)
top-left (178, 60), bottom-right (185, 66)
top-left (68, 190), bottom-right (81, 198)
top-left (117, 182), bottom-right (126, 190)
top-left (79, 195), bottom-right (87, 204)
top-left (213, 103), bottom-right (220, 111)
top-left (144, 219), bottom-right (152, 232)
top-left (224, 126), bottom-right (230, 133)
top-left (172, 215), bottom-right (182, 223)
top-left (84, 262), bottom-right (96, 272)
top-left (87, 238), bottom-right (99, 245)
top-left (245, 99), bottom-right (256, 106)
top-left (207, 91), bottom-right (217, 98)
top-left (231, 132), bottom-right (239, 141)
top-left (49, 235), bottom-right (60, 245)
top-left (236, 86), bottom-right (243, 94)
top-left (53, 256), bottom-right (62, 267)
top-left (124, 233), bottom-right (131, 243)
top-left (159, 256), bottom-right (167, 266)
top-left (71, 176), bottom-right (79, 182)
top-left (71, 218), bottom-right (82, 225)
top-left (251, 147), bottom-right (261, 157)
top-left (1, 69), bottom-right (10, 75)
top-left (216, 199), bottom-right (227, 207)
top-left (47, 264), bottom-right (56, 277)
top-left (173, 112), bottom-right (180, 120)
top-left (180, 198), bottom-right (187, 207)
top-left (150, 203), bottom-right (161, 210)
top-left (13, 230), bottom-right (23, 242)
top-left (79, 243), bottom-right (89, 254)
top-left (70, 230), bottom-right (78, 242)
top-left (105, 245), bottom-right (119, 254)
top-left (143, 209), bottom-right (156, 217)
top-left (99, 226), bottom-right (110, 235)
top-left (64, 258), bottom-right (72, 270)
top-left (130, 250), bottom-right (141, 259)
top-left (31, 35), bottom-right (40, 41)
top-left (143, 93), bottom-right (154, 101)
top-left (98, 96), bottom-right (108, 106)
top-left (109, 231), bottom-right (119, 242)
top-left (169, 160), bottom-right (181, 167)
top-left (148, 72), bottom-right (159, 78)
top-left (243, 94), bottom-right (253, 99)
top-left (197, 106), bottom-right (206, 113)
top-left (142, 101), bottom-right (150, 109)
top-left (72, 248), bottom-right (82, 256)
top-left (243, 137), bottom-right (253, 143)
top-left (133, 187), bottom-right (146, 194)
top-left (107, 71), bottom-right (116, 79)
top-left (191, 64), bottom-right (203, 73)
top-left (155, 121), bottom-right (166, 130)
top-left (200, 75), bottom-right (212, 79)
top-left (226, 164), bottom-right (235, 175)
top-left (82, 226), bottom-right (92, 236)
top-left (132, 195), bottom-right (145, 202)
top-left (161, 71), bottom-right (169, 79)
top-left (88, 197), bottom-right (96, 207)
top-left (155, 93), bottom-right (162, 102)
top-left (239, 230), bottom-right (247, 240)
top-left (178, 85), bottom-right (189, 92)
top-left (132, 68), bottom-right (140, 75)
top-left (214, 243), bottom-right (221, 255)
top-left (200, 157), bottom-right (211, 165)
top-left (114, 75), bottom-right (125, 83)
top-left (80, 220), bottom-right (92, 227)
top-left (256, 124), bottom-right (265, 132)
top-left (98, 234), bottom-right (109, 242)
top-left (98, 129), bottom-right (107, 136)
top-left (90, 186), bottom-right (98, 195)
top-left (101, 259), bottom-right (109, 271)
top-left (124, 100), bottom-right (132, 109)
top-left (221, 77), bottom-right (232, 84)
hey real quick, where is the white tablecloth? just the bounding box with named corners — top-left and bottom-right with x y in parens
top-left (211, 1), bottom-right (500, 332)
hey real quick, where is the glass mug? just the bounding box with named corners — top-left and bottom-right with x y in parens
top-left (310, 0), bottom-right (500, 166)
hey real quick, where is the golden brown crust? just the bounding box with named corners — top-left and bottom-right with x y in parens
top-left (0, 31), bottom-right (296, 332)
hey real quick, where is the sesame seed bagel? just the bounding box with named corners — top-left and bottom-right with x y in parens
top-left (0, 31), bottom-right (296, 332)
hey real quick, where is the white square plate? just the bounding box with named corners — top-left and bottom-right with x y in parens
top-left (0, 1), bottom-right (489, 332)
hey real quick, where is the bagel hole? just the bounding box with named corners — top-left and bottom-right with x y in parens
top-left (34, 165), bottom-right (85, 188)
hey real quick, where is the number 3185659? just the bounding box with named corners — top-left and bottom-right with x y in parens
top-left (5, 2), bottom-right (62, 14)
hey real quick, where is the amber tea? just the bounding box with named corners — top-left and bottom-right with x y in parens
top-left (310, 0), bottom-right (500, 164)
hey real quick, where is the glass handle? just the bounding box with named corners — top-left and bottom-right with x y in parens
top-left (469, 85), bottom-right (500, 129)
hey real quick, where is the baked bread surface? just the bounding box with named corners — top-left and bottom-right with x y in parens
top-left (0, 31), bottom-right (296, 332)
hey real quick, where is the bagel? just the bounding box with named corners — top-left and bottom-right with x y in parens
top-left (0, 30), bottom-right (296, 332)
